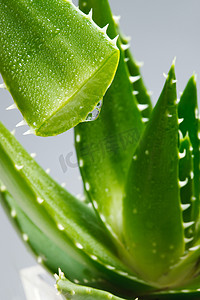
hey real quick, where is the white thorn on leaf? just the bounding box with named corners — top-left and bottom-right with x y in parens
top-left (85, 182), bottom-right (90, 191)
top-left (137, 104), bottom-right (148, 111)
top-left (171, 79), bottom-right (177, 84)
top-left (189, 245), bottom-right (200, 251)
top-left (22, 233), bottom-right (28, 241)
top-left (190, 171), bottom-right (194, 179)
top-left (179, 177), bottom-right (188, 188)
top-left (106, 265), bottom-right (115, 270)
top-left (93, 200), bottom-right (98, 209)
top-left (178, 118), bottom-right (184, 125)
top-left (0, 83), bottom-right (6, 89)
top-left (0, 185), bottom-right (6, 192)
top-left (101, 24), bottom-right (109, 35)
top-left (176, 98), bottom-right (180, 104)
top-left (79, 159), bottom-right (84, 167)
top-left (76, 242), bottom-right (83, 249)
top-left (58, 268), bottom-right (64, 278)
top-left (15, 164), bottom-right (24, 170)
top-left (112, 35), bottom-right (119, 48)
top-left (124, 57), bottom-right (129, 63)
top-left (11, 129), bottom-right (16, 135)
top-left (178, 130), bottom-right (183, 141)
top-left (136, 61), bottom-right (144, 68)
top-left (76, 134), bottom-right (81, 143)
top-left (37, 256), bottom-right (43, 263)
top-left (45, 168), bottom-right (50, 174)
top-left (147, 90), bottom-right (153, 96)
top-left (91, 255), bottom-right (98, 261)
top-left (183, 221), bottom-right (195, 229)
top-left (23, 129), bottom-right (35, 135)
top-left (142, 117), bottom-right (149, 123)
top-left (167, 113), bottom-right (173, 117)
top-left (179, 149), bottom-right (186, 159)
top-left (30, 152), bottom-right (36, 158)
top-left (6, 103), bottom-right (17, 110)
top-left (129, 75), bottom-right (141, 84)
top-left (181, 203), bottom-right (191, 211)
top-left (121, 43), bottom-right (130, 51)
top-left (112, 15), bottom-right (121, 24)
top-left (54, 273), bottom-right (59, 281)
top-left (11, 210), bottom-right (17, 218)
top-left (16, 120), bottom-right (27, 127)
top-left (163, 73), bottom-right (168, 79)
top-left (184, 237), bottom-right (194, 243)
top-left (88, 8), bottom-right (93, 19)
top-left (195, 108), bottom-right (199, 119)
top-left (37, 197), bottom-right (44, 204)
top-left (133, 90), bottom-right (139, 95)
top-left (61, 182), bottom-right (66, 187)
top-left (57, 224), bottom-right (64, 231)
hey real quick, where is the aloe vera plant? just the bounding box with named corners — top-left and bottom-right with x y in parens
top-left (1, 0), bottom-right (200, 300)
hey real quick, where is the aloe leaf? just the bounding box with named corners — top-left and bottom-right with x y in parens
top-left (118, 30), bottom-right (153, 119)
top-left (0, 122), bottom-right (155, 295)
top-left (0, 122), bottom-right (137, 273)
top-left (144, 290), bottom-right (200, 300)
top-left (178, 75), bottom-right (199, 233)
top-left (123, 63), bottom-right (185, 285)
top-left (75, 0), bottom-right (144, 238)
top-left (0, 189), bottom-right (101, 285)
top-left (0, 0), bottom-right (119, 136)
top-left (56, 272), bottom-right (132, 300)
top-left (179, 135), bottom-right (194, 241)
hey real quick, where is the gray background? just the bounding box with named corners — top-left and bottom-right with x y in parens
top-left (1, 0), bottom-right (200, 299)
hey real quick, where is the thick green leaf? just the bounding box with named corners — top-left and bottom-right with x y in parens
top-left (0, 0), bottom-right (119, 136)
top-left (0, 122), bottom-right (154, 295)
top-left (0, 122), bottom-right (135, 273)
top-left (123, 63), bottom-right (185, 285)
top-left (0, 189), bottom-right (102, 286)
top-left (178, 76), bottom-right (200, 235)
top-left (179, 136), bottom-right (194, 240)
top-left (118, 30), bottom-right (152, 119)
top-left (56, 273), bottom-right (133, 300)
top-left (75, 0), bottom-right (144, 239)
top-left (143, 290), bottom-right (200, 300)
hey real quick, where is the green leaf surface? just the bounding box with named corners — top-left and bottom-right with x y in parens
top-left (123, 63), bottom-right (185, 285)
top-left (0, 122), bottom-right (154, 296)
top-left (0, 189), bottom-right (102, 286)
top-left (56, 273), bottom-right (138, 300)
top-left (0, 0), bottom-right (119, 136)
top-left (0, 122), bottom-right (134, 273)
top-left (179, 136), bottom-right (194, 239)
top-left (118, 31), bottom-right (153, 120)
top-left (178, 76), bottom-right (200, 234)
top-left (75, 0), bottom-right (144, 239)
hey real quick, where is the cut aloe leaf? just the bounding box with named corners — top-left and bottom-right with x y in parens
top-left (178, 76), bottom-right (199, 231)
top-left (0, 0), bottom-right (119, 136)
top-left (123, 63), bottom-right (185, 285)
top-left (76, 0), bottom-right (144, 239)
